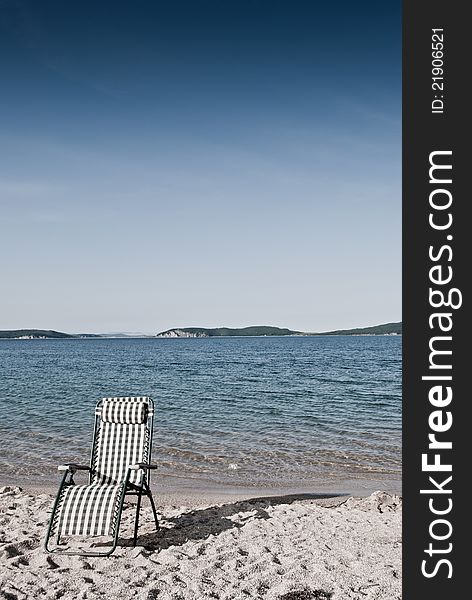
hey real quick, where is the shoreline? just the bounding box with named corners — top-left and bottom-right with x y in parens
top-left (0, 472), bottom-right (402, 505)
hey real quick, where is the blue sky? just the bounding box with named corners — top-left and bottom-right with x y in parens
top-left (0, 1), bottom-right (401, 334)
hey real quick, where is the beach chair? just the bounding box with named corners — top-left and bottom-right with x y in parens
top-left (44, 396), bottom-right (159, 556)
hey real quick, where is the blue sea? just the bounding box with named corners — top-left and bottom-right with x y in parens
top-left (0, 336), bottom-right (401, 493)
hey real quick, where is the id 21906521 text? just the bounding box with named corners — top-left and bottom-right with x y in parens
top-left (431, 29), bottom-right (444, 114)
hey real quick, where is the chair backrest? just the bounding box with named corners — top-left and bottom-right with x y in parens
top-left (91, 397), bottom-right (154, 487)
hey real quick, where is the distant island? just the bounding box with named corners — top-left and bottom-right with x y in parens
top-left (155, 326), bottom-right (302, 338)
top-left (156, 322), bottom-right (402, 338)
top-left (0, 322), bottom-right (402, 340)
top-left (317, 322), bottom-right (402, 336)
top-left (0, 330), bottom-right (100, 339)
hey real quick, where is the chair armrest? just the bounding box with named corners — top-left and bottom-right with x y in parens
top-left (129, 463), bottom-right (158, 470)
top-left (58, 464), bottom-right (90, 473)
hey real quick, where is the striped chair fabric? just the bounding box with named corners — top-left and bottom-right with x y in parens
top-left (51, 397), bottom-right (152, 538)
top-left (100, 397), bottom-right (149, 424)
top-left (55, 484), bottom-right (123, 537)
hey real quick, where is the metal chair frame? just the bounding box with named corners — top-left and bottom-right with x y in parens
top-left (44, 397), bottom-right (158, 557)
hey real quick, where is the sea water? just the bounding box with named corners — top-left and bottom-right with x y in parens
top-left (0, 336), bottom-right (401, 493)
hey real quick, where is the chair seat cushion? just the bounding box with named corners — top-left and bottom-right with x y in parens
top-left (53, 483), bottom-right (124, 537)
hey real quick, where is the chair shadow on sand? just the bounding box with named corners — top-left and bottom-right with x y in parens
top-left (114, 493), bottom-right (346, 552)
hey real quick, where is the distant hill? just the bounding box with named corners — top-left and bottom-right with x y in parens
top-left (156, 323), bottom-right (402, 338)
top-left (0, 329), bottom-right (147, 339)
top-left (0, 329), bottom-right (102, 339)
top-left (0, 329), bottom-right (74, 339)
top-left (155, 326), bottom-right (302, 338)
top-left (1, 322), bottom-right (402, 339)
top-left (314, 322), bottom-right (402, 336)
top-left (156, 322), bottom-right (402, 338)
top-left (99, 332), bottom-right (152, 338)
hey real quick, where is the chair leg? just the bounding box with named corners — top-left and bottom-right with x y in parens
top-left (133, 490), bottom-right (143, 546)
top-left (148, 491), bottom-right (159, 530)
top-left (143, 480), bottom-right (159, 530)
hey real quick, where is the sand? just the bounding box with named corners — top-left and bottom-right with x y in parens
top-left (0, 485), bottom-right (401, 600)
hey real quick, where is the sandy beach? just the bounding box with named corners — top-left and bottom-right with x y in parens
top-left (0, 485), bottom-right (401, 600)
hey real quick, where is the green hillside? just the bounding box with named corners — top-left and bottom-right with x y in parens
top-left (156, 322), bottom-right (402, 337)
top-left (2, 322), bottom-right (402, 339)
top-left (0, 329), bottom-right (74, 339)
top-left (156, 326), bottom-right (301, 337)
top-left (315, 322), bottom-right (402, 336)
